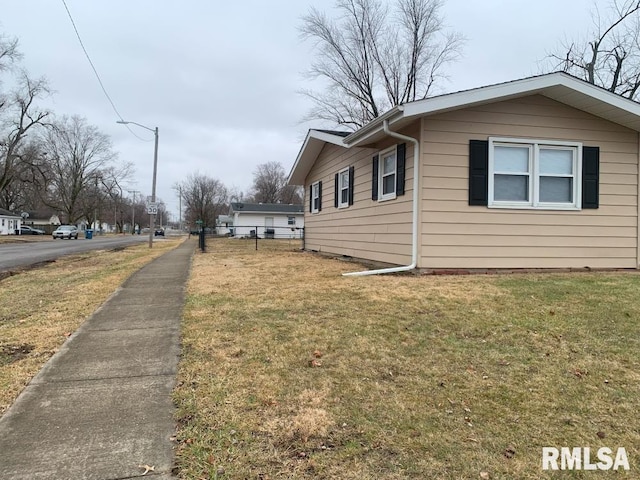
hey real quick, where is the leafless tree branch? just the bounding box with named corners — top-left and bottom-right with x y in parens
top-left (545, 0), bottom-right (640, 99)
top-left (300, 0), bottom-right (463, 128)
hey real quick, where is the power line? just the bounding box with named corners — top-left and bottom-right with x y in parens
top-left (60, 0), bottom-right (152, 142)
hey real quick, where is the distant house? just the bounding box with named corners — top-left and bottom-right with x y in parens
top-left (229, 203), bottom-right (304, 239)
top-left (216, 214), bottom-right (234, 235)
top-left (23, 211), bottom-right (61, 234)
top-left (289, 72), bottom-right (640, 271)
top-left (0, 209), bottom-right (21, 235)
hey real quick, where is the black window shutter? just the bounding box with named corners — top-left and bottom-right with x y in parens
top-left (582, 146), bottom-right (599, 209)
top-left (309, 185), bottom-right (313, 212)
top-left (396, 143), bottom-right (406, 196)
top-left (318, 181), bottom-right (322, 211)
top-left (334, 173), bottom-right (339, 208)
top-left (372, 155), bottom-right (379, 200)
top-left (469, 140), bottom-right (489, 206)
top-left (348, 165), bottom-right (355, 205)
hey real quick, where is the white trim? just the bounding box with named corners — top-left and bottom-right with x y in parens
top-left (378, 146), bottom-right (397, 202)
top-left (488, 136), bottom-right (582, 210)
top-left (344, 72), bottom-right (640, 148)
top-left (288, 130), bottom-right (348, 185)
top-left (311, 181), bottom-right (320, 214)
top-left (337, 167), bottom-right (350, 208)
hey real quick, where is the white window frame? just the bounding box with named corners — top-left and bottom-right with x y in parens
top-left (311, 181), bottom-right (320, 213)
top-left (338, 167), bottom-right (350, 208)
top-left (378, 146), bottom-right (397, 202)
top-left (488, 137), bottom-right (582, 210)
top-left (287, 216), bottom-right (295, 225)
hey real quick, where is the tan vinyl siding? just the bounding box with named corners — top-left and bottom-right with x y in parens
top-left (304, 129), bottom-right (416, 266)
top-left (421, 94), bottom-right (639, 269)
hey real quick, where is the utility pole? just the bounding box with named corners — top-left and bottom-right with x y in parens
top-left (116, 121), bottom-right (159, 248)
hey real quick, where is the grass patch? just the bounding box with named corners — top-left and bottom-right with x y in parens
top-left (0, 238), bottom-right (184, 414)
top-left (174, 238), bottom-right (640, 479)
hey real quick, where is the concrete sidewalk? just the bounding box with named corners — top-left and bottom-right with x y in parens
top-left (0, 239), bottom-right (194, 480)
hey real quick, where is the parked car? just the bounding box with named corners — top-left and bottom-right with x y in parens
top-left (154, 228), bottom-right (165, 236)
top-left (19, 225), bottom-right (46, 235)
top-left (52, 225), bottom-right (79, 240)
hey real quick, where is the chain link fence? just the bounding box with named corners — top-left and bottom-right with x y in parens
top-left (196, 226), bottom-right (304, 252)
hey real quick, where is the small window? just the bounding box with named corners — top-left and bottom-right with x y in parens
top-left (338, 168), bottom-right (349, 207)
top-left (311, 181), bottom-right (321, 213)
top-left (488, 137), bottom-right (581, 210)
top-left (287, 216), bottom-right (295, 225)
top-left (379, 147), bottom-right (397, 201)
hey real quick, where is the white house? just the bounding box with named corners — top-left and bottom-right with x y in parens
top-left (216, 214), bottom-right (234, 235)
top-left (229, 203), bottom-right (304, 239)
top-left (0, 209), bottom-right (21, 235)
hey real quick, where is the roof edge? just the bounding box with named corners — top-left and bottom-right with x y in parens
top-left (343, 106), bottom-right (403, 146)
top-left (287, 129), bottom-right (349, 185)
top-left (344, 72), bottom-right (640, 147)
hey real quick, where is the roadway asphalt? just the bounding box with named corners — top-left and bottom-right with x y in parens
top-left (0, 234), bottom-right (151, 271)
top-left (0, 238), bottom-right (194, 479)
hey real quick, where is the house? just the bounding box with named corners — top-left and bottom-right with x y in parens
top-left (229, 203), bottom-right (304, 239)
top-left (0, 209), bottom-right (21, 235)
top-left (216, 214), bottom-right (234, 235)
top-left (24, 211), bottom-right (61, 234)
top-left (288, 72), bottom-right (640, 272)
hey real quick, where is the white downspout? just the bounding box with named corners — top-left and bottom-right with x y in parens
top-left (343, 119), bottom-right (420, 276)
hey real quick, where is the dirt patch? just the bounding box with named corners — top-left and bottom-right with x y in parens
top-left (0, 343), bottom-right (34, 366)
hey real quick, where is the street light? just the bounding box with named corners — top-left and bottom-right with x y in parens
top-left (116, 120), bottom-right (159, 248)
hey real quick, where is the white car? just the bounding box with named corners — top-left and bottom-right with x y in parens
top-left (52, 225), bottom-right (79, 240)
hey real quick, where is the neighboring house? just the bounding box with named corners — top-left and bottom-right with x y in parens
top-left (216, 214), bottom-right (234, 235)
top-left (229, 203), bottom-right (304, 239)
top-left (0, 209), bottom-right (21, 235)
top-left (288, 72), bottom-right (640, 271)
top-left (25, 212), bottom-right (61, 234)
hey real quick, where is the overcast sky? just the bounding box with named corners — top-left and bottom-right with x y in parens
top-left (2, 0), bottom-right (601, 218)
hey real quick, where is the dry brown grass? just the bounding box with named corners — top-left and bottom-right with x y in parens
top-left (175, 238), bottom-right (640, 479)
top-left (0, 238), bottom-right (184, 414)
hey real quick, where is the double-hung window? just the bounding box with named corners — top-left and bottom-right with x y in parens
top-left (311, 181), bottom-right (321, 213)
top-left (488, 137), bottom-right (581, 210)
top-left (338, 168), bottom-right (350, 208)
top-left (379, 147), bottom-right (397, 201)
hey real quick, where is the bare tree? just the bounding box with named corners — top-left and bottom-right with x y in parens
top-left (250, 161), bottom-right (303, 204)
top-left (300, 0), bottom-right (464, 129)
top-left (0, 141), bottom-right (48, 212)
top-left (175, 173), bottom-right (228, 228)
top-left (41, 116), bottom-right (117, 223)
top-left (98, 164), bottom-right (134, 233)
top-left (0, 73), bottom-right (50, 210)
top-left (0, 33), bottom-right (20, 75)
top-left (547, 0), bottom-right (640, 99)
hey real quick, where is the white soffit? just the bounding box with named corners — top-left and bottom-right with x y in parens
top-left (348, 73), bottom-right (640, 147)
top-left (287, 130), bottom-right (347, 185)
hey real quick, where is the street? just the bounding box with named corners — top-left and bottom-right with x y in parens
top-left (0, 235), bottom-right (159, 271)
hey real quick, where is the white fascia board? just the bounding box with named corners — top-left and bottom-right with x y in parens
top-left (401, 72), bottom-right (640, 125)
top-left (343, 106), bottom-right (403, 146)
top-left (344, 73), bottom-right (640, 149)
top-left (288, 130), bottom-right (347, 185)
